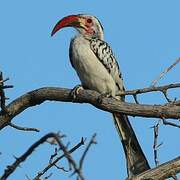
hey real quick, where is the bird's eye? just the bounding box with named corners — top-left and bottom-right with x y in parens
top-left (87, 18), bottom-right (92, 24)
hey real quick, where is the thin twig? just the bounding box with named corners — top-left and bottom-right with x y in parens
top-left (171, 173), bottom-right (179, 180)
top-left (1, 132), bottom-right (61, 180)
top-left (70, 135), bottom-right (97, 178)
top-left (162, 90), bottom-right (171, 102)
top-left (54, 164), bottom-right (70, 172)
top-left (2, 85), bottom-right (14, 89)
top-left (165, 100), bottom-right (180, 106)
top-left (9, 122), bottom-right (40, 132)
top-left (44, 173), bottom-right (53, 179)
top-left (0, 77), bottom-right (10, 83)
top-left (0, 72), bottom-right (7, 112)
top-left (49, 138), bottom-right (84, 180)
top-left (118, 83), bottom-right (180, 96)
top-left (25, 174), bottom-right (32, 180)
top-left (34, 137), bottom-right (85, 179)
top-left (133, 94), bottom-right (139, 104)
top-left (161, 117), bottom-right (180, 128)
top-left (151, 58), bottom-right (180, 87)
top-left (79, 134), bottom-right (97, 171)
top-left (152, 121), bottom-right (162, 167)
top-left (49, 148), bottom-right (58, 164)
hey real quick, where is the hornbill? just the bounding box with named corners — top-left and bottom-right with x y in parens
top-left (51, 14), bottom-right (150, 177)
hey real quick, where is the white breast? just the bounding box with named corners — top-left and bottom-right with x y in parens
top-left (70, 35), bottom-right (116, 96)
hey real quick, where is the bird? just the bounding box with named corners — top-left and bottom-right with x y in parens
top-left (51, 14), bottom-right (150, 177)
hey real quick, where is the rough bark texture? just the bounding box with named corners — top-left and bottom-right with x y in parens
top-left (128, 156), bottom-right (180, 180)
top-left (0, 87), bottom-right (179, 130)
top-left (0, 86), bottom-right (179, 179)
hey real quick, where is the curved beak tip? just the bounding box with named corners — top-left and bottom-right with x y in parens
top-left (51, 30), bottom-right (55, 37)
top-left (51, 25), bottom-right (60, 37)
top-left (51, 15), bottom-right (81, 37)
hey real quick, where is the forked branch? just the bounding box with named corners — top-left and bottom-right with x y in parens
top-left (0, 86), bottom-right (179, 130)
top-left (1, 132), bottom-right (85, 180)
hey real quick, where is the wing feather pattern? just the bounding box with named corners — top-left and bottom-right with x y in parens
top-left (90, 37), bottom-right (150, 176)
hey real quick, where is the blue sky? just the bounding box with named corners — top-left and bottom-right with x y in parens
top-left (0, 1), bottom-right (179, 179)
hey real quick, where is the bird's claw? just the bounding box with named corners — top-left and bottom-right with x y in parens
top-left (97, 92), bottom-right (112, 104)
top-left (70, 85), bottom-right (83, 101)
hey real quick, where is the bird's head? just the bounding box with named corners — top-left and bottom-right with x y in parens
top-left (51, 14), bottom-right (104, 40)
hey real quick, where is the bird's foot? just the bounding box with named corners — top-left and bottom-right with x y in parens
top-left (70, 85), bottom-right (83, 101)
top-left (97, 92), bottom-right (112, 104)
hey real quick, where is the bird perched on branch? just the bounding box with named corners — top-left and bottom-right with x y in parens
top-left (51, 14), bottom-right (150, 177)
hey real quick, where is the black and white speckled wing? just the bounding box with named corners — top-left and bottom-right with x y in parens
top-left (90, 37), bottom-right (150, 174)
top-left (89, 38), bottom-right (124, 93)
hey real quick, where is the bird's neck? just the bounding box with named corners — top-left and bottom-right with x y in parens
top-left (77, 32), bottom-right (104, 41)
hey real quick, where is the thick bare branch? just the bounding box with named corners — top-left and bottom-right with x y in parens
top-left (129, 156), bottom-right (180, 180)
top-left (0, 87), bottom-right (179, 130)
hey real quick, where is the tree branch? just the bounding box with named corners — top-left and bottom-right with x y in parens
top-left (8, 122), bottom-right (40, 132)
top-left (129, 156), bottom-right (180, 180)
top-left (152, 122), bottom-right (162, 167)
top-left (151, 58), bottom-right (180, 87)
top-left (118, 83), bottom-right (180, 96)
top-left (35, 137), bottom-right (85, 179)
top-left (1, 132), bottom-right (61, 180)
top-left (79, 134), bottom-right (97, 174)
top-left (0, 87), bottom-right (179, 130)
top-left (0, 72), bottom-right (8, 113)
top-left (0, 72), bottom-right (13, 119)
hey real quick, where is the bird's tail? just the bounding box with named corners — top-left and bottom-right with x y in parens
top-left (113, 113), bottom-right (150, 177)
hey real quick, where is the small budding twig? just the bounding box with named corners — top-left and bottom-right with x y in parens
top-left (151, 58), bottom-right (180, 87)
